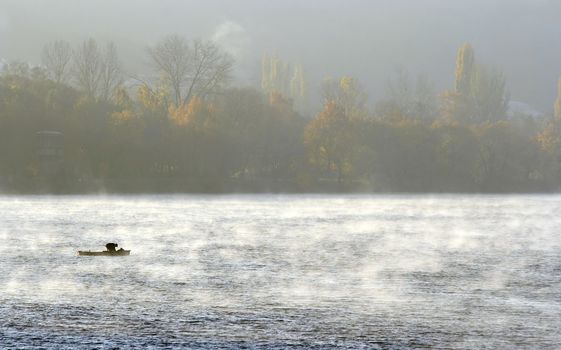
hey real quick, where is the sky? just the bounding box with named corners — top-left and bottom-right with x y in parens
top-left (1, 0), bottom-right (561, 112)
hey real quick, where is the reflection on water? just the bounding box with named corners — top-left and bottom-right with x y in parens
top-left (1, 195), bottom-right (561, 348)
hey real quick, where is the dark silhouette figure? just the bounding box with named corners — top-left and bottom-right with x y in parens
top-left (105, 243), bottom-right (118, 252)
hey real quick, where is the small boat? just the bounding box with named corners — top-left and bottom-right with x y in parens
top-left (77, 250), bottom-right (130, 256)
top-left (77, 243), bottom-right (130, 256)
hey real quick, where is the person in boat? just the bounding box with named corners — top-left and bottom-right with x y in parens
top-left (105, 243), bottom-right (118, 252)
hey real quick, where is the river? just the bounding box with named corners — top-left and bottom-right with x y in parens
top-left (1, 195), bottom-right (560, 348)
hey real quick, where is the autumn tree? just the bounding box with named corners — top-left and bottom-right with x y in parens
top-left (167, 96), bottom-right (216, 177)
top-left (261, 53), bottom-right (290, 97)
top-left (290, 64), bottom-right (307, 112)
top-left (537, 77), bottom-right (561, 153)
top-left (455, 43), bottom-right (475, 96)
top-left (111, 86), bottom-right (136, 124)
top-left (442, 43), bottom-right (509, 123)
top-left (321, 76), bottom-right (368, 119)
top-left (305, 101), bottom-right (356, 184)
top-left (554, 76), bottom-right (561, 120)
top-left (137, 83), bottom-right (169, 117)
top-left (261, 53), bottom-right (307, 112)
top-left (537, 77), bottom-right (561, 184)
top-left (448, 42), bottom-right (477, 122)
top-left (1, 37), bottom-right (559, 193)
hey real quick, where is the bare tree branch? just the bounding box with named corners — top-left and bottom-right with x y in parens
top-left (147, 35), bottom-right (234, 106)
top-left (147, 34), bottom-right (191, 106)
top-left (41, 40), bottom-right (72, 84)
top-left (72, 38), bottom-right (103, 98)
top-left (99, 42), bottom-right (123, 101)
top-left (71, 39), bottom-right (123, 100)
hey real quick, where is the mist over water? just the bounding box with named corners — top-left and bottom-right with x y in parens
top-left (3, 0), bottom-right (561, 109)
top-left (1, 195), bottom-right (561, 348)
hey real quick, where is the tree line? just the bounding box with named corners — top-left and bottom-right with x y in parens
top-left (0, 38), bottom-right (560, 193)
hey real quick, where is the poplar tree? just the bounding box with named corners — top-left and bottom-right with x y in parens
top-left (455, 43), bottom-right (475, 95)
top-left (447, 43), bottom-right (508, 122)
top-left (554, 76), bottom-right (561, 119)
top-left (261, 54), bottom-right (308, 113)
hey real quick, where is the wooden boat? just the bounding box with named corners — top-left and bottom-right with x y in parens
top-left (77, 243), bottom-right (130, 256)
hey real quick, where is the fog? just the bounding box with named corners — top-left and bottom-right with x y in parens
top-left (2, 195), bottom-right (561, 347)
top-left (2, 0), bottom-right (561, 110)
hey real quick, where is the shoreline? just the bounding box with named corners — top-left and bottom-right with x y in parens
top-left (0, 177), bottom-right (556, 195)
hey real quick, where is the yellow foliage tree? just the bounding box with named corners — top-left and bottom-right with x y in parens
top-left (321, 76), bottom-right (367, 119)
top-left (455, 43), bottom-right (475, 95)
top-left (305, 101), bottom-right (355, 183)
top-left (538, 77), bottom-right (561, 156)
top-left (554, 76), bottom-right (561, 120)
top-left (168, 96), bottom-right (214, 129)
top-left (137, 84), bottom-right (168, 116)
top-left (111, 86), bottom-right (135, 124)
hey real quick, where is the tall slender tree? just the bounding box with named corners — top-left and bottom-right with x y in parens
top-left (455, 43), bottom-right (475, 95)
top-left (445, 43), bottom-right (508, 123)
top-left (554, 76), bottom-right (561, 120)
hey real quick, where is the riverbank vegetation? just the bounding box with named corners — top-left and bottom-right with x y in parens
top-left (1, 38), bottom-right (560, 193)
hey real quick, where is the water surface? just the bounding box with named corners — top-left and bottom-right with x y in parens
top-left (1, 195), bottom-right (560, 348)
